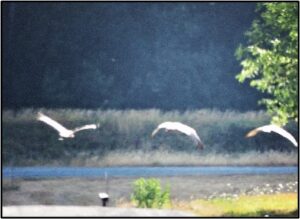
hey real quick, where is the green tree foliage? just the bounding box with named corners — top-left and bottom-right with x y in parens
top-left (131, 178), bottom-right (170, 208)
top-left (235, 2), bottom-right (298, 125)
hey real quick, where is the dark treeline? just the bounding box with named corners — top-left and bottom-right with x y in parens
top-left (2, 2), bottom-right (265, 110)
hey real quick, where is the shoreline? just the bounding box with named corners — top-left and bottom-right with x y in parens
top-left (3, 163), bottom-right (299, 168)
top-left (3, 174), bottom-right (297, 206)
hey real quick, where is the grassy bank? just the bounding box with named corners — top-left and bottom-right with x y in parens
top-left (172, 193), bottom-right (298, 217)
top-left (2, 108), bottom-right (298, 166)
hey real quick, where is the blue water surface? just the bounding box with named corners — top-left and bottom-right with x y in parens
top-left (2, 166), bottom-right (298, 179)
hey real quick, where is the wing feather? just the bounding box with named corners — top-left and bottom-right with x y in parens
top-left (268, 125), bottom-right (298, 147)
top-left (151, 127), bottom-right (161, 137)
top-left (190, 131), bottom-right (204, 146)
top-left (37, 112), bottom-right (70, 133)
top-left (73, 124), bottom-right (98, 133)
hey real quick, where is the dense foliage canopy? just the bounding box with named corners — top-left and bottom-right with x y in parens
top-left (236, 2), bottom-right (298, 125)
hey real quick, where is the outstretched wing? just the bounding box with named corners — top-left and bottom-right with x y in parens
top-left (37, 112), bottom-right (70, 134)
top-left (189, 131), bottom-right (205, 149)
top-left (268, 125), bottom-right (298, 147)
top-left (73, 124), bottom-right (98, 133)
top-left (152, 121), bottom-right (205, 149)
top-left (151, 122), bottom-right (174, 137)
top-left (246, 124), bottom-right (298, 147)
top-left (151, 127), bottom-right (161, 137)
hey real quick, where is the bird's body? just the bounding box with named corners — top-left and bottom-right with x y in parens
top-left (152, 121), bottom-right (204, 149)
top-left (246, 124), bottom-right (298, 147)
top-left (37, 112), bottom-right (98, 140)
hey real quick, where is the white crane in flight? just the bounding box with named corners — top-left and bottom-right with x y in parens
top-left (151, 121), bottom-right (205, 149)
top-left (37, 112), bottom-right (99, 140)
top-left (246, 124), bottom-right (298, 147)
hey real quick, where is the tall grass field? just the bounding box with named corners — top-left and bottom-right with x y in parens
top-left (2, 108), bottom-right (298, 166)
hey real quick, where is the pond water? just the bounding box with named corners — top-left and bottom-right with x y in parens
top-left (2, 166), bottom-right (297, 179)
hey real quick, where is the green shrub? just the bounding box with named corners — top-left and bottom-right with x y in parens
top-left (131, 178), bottom-right (170, 208)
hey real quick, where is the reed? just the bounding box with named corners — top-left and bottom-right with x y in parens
top-left (68, 149), bottom-right (297, 167)
top-left (2, 108), bottom-right (298, 166)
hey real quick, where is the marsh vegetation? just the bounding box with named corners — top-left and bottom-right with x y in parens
top-left (2, 108), bottom-right (298, 166)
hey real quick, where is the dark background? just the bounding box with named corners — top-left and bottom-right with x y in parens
top-left (2, 2), bottom-right (265, 110)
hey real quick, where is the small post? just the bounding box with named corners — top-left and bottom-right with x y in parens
top-left (98, 170), bottom-right (109, 206)
top-left (105, 171), bottom-right (108, 193)
top-left (98, 192), bottom-right (109, 206)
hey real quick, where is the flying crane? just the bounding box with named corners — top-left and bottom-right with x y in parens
top-left (37, 112), bottom-right (99, 140)
top-left (246, 124), bottom-right (298, 147)
top-left (152, 121), bottom-right (205, 149)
